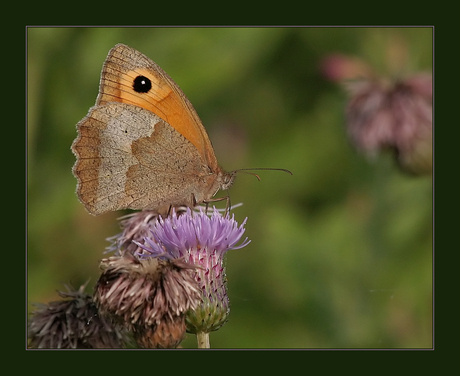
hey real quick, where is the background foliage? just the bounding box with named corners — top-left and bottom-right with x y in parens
top-left (27, 27), bottom-right (432, 348)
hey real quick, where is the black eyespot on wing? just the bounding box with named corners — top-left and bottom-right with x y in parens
top-left (133, 75), bottom-right (152, 93)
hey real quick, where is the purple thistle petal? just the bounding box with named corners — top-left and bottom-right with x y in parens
top-left (137, 207), bottom-right (250, 260)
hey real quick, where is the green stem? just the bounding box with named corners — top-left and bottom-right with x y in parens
top-left (196, 332), bottom-right (210, 349)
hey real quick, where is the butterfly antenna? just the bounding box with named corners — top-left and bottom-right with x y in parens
top-left (233, 167), bottom-right (293, 180)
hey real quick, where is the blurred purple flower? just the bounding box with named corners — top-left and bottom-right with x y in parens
top-left (345, 74), bottom-right (432, 175)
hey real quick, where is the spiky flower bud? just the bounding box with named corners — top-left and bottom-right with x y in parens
top-left (28, 283), bottom-right (129, 349)
top-left (94, 253), bottom-right (201, 348)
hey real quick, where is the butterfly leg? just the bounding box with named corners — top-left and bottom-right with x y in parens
top-left (203, 194), bottom-right (231, 216)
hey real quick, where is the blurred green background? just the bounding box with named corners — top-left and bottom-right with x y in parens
top-left (27, 27), bottom-right (432, 348)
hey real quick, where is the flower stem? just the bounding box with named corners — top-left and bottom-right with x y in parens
top-left (196, 332), bottom-right (210, 349)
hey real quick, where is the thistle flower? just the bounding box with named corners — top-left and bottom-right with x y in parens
top-left (28, 283), bottom-right (129, 349)
top-left (345, 74), bottom-right (432, 175)
top-left (137, 207), bottom-right (250, 347)
top-left (93, 253), bottom-right (201, 348)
